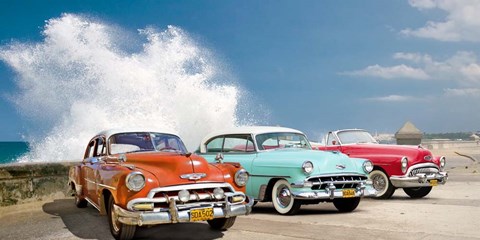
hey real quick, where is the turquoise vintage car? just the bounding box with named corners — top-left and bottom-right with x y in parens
top-left (197, 126), bottom-right (376, 215)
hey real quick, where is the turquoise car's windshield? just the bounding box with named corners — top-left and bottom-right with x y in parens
top-left (337, 130), bottom-right (377, 144)
top-left (255, 132), bottom-right (311, 150)
top-left (109, 132), bottom-right (187, 154)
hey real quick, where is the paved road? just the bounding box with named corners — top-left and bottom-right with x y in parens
top-left (1, 162), bottom-right (479, 240)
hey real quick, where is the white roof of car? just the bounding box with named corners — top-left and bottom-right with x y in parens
top-left (201, 126), bottom-right (305, 144)
top-left (96, 128), bottom-right (179, 140)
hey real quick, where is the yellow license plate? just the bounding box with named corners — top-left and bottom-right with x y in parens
top-left (429, 179), bottom-right (438, 186)
top-left (190, 208), bottom-right (214, 221)
top-left (342, 189), bottom-right (356, 198)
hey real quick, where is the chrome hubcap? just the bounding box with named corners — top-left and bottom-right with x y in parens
top-left (276, 185), bottom-right (292, 208)
top-left (372, 174), bottom-right (386, 192)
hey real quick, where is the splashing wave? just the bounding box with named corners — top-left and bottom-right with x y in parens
top-left (0, 13), bottom-right (264, 162)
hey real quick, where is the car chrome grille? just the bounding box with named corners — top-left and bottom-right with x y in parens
top-left (308, 175), bottom-right (368, 190)
top-left (409, 167), bottom-right (439, 177)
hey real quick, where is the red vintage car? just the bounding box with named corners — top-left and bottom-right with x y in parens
top-left (68, 129), bottom-right (253, 240)
top-left (316, 129), bottom-right (447, 199)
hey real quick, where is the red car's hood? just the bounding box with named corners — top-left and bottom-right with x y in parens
top-left (123, 152), bottom-right (225, 186)
top-left (340, 143), bottom-right (435, 165)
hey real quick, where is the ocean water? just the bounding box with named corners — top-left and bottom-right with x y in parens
top-left (0, 142), bottom-right (29, 164)
top-left (0, 14), bottom-right (268, 162)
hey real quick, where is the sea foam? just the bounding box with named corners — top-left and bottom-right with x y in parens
top-left (0, 13), bottom-right (265, 162)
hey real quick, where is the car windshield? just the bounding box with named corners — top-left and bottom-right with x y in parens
top-left (337, 131), bottom-right (377, 144)
top-left (109, 132), bottom-right (187, 154)
top-left (255, 132), bottom-right (311, 150)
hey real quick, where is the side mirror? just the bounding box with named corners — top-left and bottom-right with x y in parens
top-left (332, 140), bottom-right (337, 145)
top-left (215, 153), bottom-right (224, 163)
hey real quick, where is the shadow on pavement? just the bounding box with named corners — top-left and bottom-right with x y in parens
top-left (251, 202), bottom-right (368, 216)
top-left (42, 198), bottom-right (225, 239)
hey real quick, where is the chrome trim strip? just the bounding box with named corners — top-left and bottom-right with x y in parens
top-left (98, 183), bottom-right (116, 190)
top-left (249, 174), bottom-right (291, 178)
top-left (85, 197), bottom-right (101, 211)
top-left (305, 173), bottom-right (367, 181)
top-left (146, 183), bottom-right (235, 198)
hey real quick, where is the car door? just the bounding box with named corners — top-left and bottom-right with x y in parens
top-left (81, 137), bottom-right (106, 205)
top-left (202, 134), bottom-right (257, 196)
top-left (82, 139), bottom-right (97, 202)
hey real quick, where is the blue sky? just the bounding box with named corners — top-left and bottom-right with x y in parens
top-left (1, 0), bottom-right (479, 142)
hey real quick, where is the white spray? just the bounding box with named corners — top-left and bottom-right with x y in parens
top-left (0, 14), bottom-right (265, 162)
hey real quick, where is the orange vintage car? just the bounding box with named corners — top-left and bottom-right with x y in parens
top-left (68, 129), bottom-right (253, 240)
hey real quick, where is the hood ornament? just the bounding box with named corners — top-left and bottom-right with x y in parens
top-left (336, 164), bottom-right (346, 170)
top-left (181, 173), bottom-right (207, 181)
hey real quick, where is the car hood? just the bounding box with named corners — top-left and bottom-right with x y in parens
top-left (258, 148), bottom-right (365, 175)
top-left (123, 152), bottom-right (226, 186)
top-left (340, 143), bottom-right (438, 165)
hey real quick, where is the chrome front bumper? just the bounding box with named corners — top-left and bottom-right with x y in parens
top-left (114, 196), bottom-right (253, 226)
top-left (390, 171), bottom-right (448, 188)
top-left (291, 178), bottom-right (376, 200)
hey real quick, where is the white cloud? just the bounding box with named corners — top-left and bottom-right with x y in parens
top-left (393, 52), bottom-right (432, 63)
top-left (344, 64), bottom-right (430, 80)
top-left (346, 51), bottom-right (480, 86)
top-left (402, 0), bottom-right (480, 42)
top-left (365, 95), bottom-right (421, 102)
top-left (444, 88), bottom-right (480, 97)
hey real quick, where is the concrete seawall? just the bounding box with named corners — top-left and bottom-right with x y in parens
top-left (0, 162), bottom-right (77, 206)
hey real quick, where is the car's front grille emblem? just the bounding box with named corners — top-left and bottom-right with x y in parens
top-left (336, 164), bottom-right (346, 170)
top-left (180, 173), bottom-right (207, 180)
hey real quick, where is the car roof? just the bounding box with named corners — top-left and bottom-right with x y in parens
top-left (201, 126), bottom-right (305, 143)
top-left (96, 128), bottom-right (179, 140)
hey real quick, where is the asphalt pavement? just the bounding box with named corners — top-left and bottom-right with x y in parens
top-left (0, 157), bottom-right (479, 240)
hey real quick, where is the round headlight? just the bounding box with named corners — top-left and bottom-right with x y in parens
top-left (302, 161), bottom-right (314, 174)
top-left (401, 157), bottom-right (408, 174)
top-left (126, 172), bottom-right (145, 191)
top-left (178, 189), bottom-right (190, 202)
top-left (235, 169), bottom-right (249, 187)
top-left (213, 187), bottom-right (225, 200)
top-left (439, 156), bottom-right (446, 171)
top-left (363, 160), bottom-right (374, 173)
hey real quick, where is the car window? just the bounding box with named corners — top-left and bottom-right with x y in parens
top-left (256, 132), bottom-right (311, 150)
top-left (109, 132), bottom-right (187, 154)
top-left (153, 134), bottom-right (186, 152)
top-left (85, 140), bottom-right (96, 159)
top-left (206, 137), bottom-right (224, 153)
top-left (326, 133), bottom-right (338, 146)
top-left (223, 135), bottom-right (255, 152)
top-left (95, 137), bottom-right (106, 156)
top-left (337, 131), bottom-right (377, 144)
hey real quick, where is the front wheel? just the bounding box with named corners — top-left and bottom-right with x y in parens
top-left (370, 170), bottom-right (395, 199)
top-left (207, 217), bottom-right (236, 230)
top-left (403, 187), bottom-right (432, 199)
top-left (107, 195), bottom-right (136, 240)
top-left (333, 197), bottom-right (361, 212)
top-left (271, 179), bottom-right (301, 215)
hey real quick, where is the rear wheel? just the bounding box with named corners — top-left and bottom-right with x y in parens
top-left (333, 197), bottom-right (361, 212)
top-left (107, 195), bottom-right (136, 240)
top-left (271, 179), bottom-right (301, 215)
top-left (370, 170), bottom-right (395, 199)
top-left (403, 187), bottom-right (432, 199)
top-left (207, 217), bottom-right (237, 230)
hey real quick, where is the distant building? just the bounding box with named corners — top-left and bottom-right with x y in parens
top-left (395, 121), bottom-right (422, 145)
